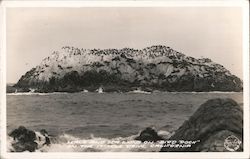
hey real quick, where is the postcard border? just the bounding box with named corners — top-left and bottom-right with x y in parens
top-left (0, 1), bottom-right (249, 159)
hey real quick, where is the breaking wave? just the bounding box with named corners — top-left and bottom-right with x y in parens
top-left (7, 91), bottom-right (241, 96)
top-left (128, 90), bottom-right (151, 94)
top-left (6, 92), bottom-right (69, 96)
top-left (7, 130), bottom-right (171, 152)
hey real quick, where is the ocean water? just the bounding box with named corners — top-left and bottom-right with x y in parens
top-left (6, 92), bottom-right (243, 152)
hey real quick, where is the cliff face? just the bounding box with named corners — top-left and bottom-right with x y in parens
top-left (15, 45), bottom-right (242, 92)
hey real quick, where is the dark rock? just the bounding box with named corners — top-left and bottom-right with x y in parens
top-left (9, 126), bottom-right (51, 152)
top-left (12, 141), bottom-right (38, 152)
top-left (197, 130), bottom-right (243, 152)
top-left (40, 129), bottom-right (51, 146)
top-left (6, 85), bottom-right (30, 93)
top-left (135, 127), bottom-right (164, 142)
top-left (9, 126), bottom-right (37, 152)
top-left (6, 85), bottom-right (16, 93)
top-left (9, 126), bottom-right (36, 143)
top-left (160, 98), bottom-right (243, 152)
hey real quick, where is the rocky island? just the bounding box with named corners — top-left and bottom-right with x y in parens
top-left (10, 45), bottom-right (242, 93)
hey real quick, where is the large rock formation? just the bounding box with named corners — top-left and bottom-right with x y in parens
top-left (14, 45), bottom-right (242, 92)
top-left (160, 98), bottom-right (243, 152)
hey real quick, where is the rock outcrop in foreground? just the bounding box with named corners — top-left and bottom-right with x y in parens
top-left (160, 98), bottom-right (243, 152)
top-left (13, 45), bottom-right (242, 92)
top-left (135, 127), bottom-right (164, 142)
top-left (9, 126), bottom-right (51, 152)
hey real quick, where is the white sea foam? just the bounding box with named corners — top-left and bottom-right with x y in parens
top-left (7, 136), bottom-right (15, 152)
top-left (7, 92), bottom-right (69, 96)
top-left (82, 89), bottom-right (89, 93)
top-left (128, 90), bottom-right (151, 94)
top-left (157, 130), bottom-right (173, 139)
top-left (7, 132), bottom-right (168, 152)
top-left (166, 91), bottom-right (242, 94)
top-left (43, 133), bottom-right (163, 152)
top-left (6, 90), bottom-right (241, 96)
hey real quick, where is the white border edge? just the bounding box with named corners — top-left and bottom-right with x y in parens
top-left (0, 1), bottom-right (249, 159)
top-left (242, 1), bottom-right (250, 158)
top-left (0, 3), bottom-right (7, 159)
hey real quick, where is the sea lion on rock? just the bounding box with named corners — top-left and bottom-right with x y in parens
top-left (160, 98), bottom-right (243, 152)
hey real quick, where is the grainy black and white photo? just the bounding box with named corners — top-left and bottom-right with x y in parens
top-left (1, 1), bottom-right (249, 158)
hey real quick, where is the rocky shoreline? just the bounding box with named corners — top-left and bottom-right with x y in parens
top-left (8, 98), bottom-right (243, 152)
top-left (7, 84), bottom-right (154, 93)
top-left (6, 84), bottom-right (244, 94)
top-left (160, 98), bottom-right (243, 152)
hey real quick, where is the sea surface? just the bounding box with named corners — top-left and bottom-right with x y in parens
top-left (6, 91), bottom-right (243, 152)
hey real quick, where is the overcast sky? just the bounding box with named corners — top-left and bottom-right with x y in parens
top-left (7, 7), bottom-right (243, 83)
